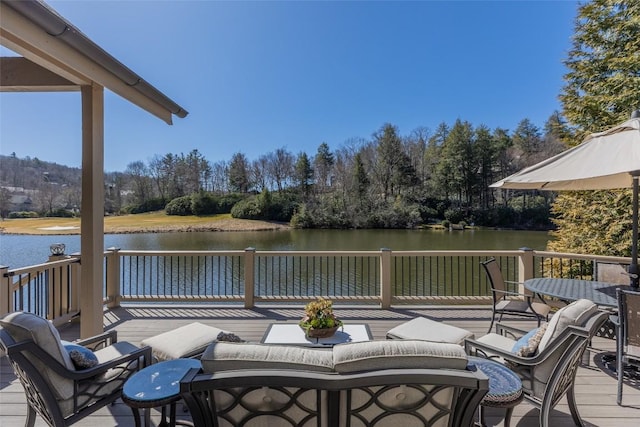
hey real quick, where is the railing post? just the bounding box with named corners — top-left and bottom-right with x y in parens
top-left (519, 247), bottom-right (535, 295)
top-left (106, 247), bottom-right (121, 308)
top-left (380, 248), bottom-right (392, 309)
top-left (0, 265), bottom-right (9, 317)
top-left (48, 246), bottom-right (69, 319)
top-left (70, 252), bottom-right (82, 315)
top-left (244, 247), bottom-right (256, 308)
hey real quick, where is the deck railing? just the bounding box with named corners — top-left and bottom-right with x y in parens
top-left (1, 247), bottom-right (631, 325)
top-left (0, 256), bottom-right (81, 325)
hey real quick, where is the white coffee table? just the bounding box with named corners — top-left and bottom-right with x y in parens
top-left (262, 323), bottom-right (372, 347)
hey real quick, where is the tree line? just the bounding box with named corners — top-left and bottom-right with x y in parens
top-left (116, 114), bottom-right (571, 228)
top-left (0, 113), bottom-right (570, 229)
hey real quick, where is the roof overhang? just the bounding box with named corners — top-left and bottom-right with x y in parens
top-left (0, 0), bottom-right (188, 124)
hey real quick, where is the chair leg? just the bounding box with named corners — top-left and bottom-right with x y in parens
top-left (504, 406), bottom-right (515, 427)
top-left (487, 312), bottom-right (497, 333)
top-left (616, 318), bottom-right (624, 405)
top-left (617, 354), bottom-right (624, 405)
top-left (487, 318), bottom-right (495, 334)
top-left (476, 405), bottom-right (487, 427)
top-left (539, 403), bottom-right (552, 427)
top-left (566, 385), bottom-right (585, 427)
top-left (25, 405), bottom-right (36, 427)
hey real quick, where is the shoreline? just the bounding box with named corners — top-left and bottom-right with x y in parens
top-left (0, 217), bottom-right (292, 236)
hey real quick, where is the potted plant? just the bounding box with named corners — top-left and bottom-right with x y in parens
top-left (299, 297), bottom-right (343, 338)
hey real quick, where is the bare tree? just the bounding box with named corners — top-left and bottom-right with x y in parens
top-left (267, 147), bottom-right (294, 191)
top-left (125, 161), bottom-right (153, 204)
top-left (210, 160), bottom-right (229, 193)
top-left (252, 155), bottom-right (271, 192)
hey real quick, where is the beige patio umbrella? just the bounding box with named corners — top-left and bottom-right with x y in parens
top-left (491, 113), bottom-right (640, 289)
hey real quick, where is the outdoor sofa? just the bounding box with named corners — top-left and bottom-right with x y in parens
top-left (179, 339), bottom-right (489, 427)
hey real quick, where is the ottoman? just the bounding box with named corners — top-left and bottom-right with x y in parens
top-left (386, 317), bottom-right (475, 345)
top-left (141, 322), bottom-right (237, 361)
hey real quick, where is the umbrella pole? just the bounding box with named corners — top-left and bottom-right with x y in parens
top-left (631, 175), bottom-right (639, 289)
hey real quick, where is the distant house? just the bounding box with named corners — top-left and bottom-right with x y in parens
top-left (9, 194), bottom-right (33, 212)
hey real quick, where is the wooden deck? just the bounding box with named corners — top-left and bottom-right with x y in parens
top-left (2, 303), bottom-right (639, 426)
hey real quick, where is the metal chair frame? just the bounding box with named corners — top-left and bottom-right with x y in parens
top-left (465, 310), bottom-right (609, 427)
top-left (0, 327), bottom-right (151, 427)
top-left (614, 288), bottom-right (640, 405)
top-left (482, 258), bottom-right (550, 333)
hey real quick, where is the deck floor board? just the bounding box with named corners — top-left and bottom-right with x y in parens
top-left (2, 303), bottom-right (639, 426)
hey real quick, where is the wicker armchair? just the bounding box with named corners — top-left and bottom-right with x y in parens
top-left (0, 312), bottom-right (151, 427)
top-left (613, 288), bottom-right (640, 405)
top-left (465, 300), bottom-right (608, 427)
top-left (482, 258), bottom-right (550, 333)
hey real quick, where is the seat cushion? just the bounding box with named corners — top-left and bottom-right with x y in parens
top-left (333, 339), bottom-right (468, 373)
top-left (141, 322), bottom-right (234, 361)
top-left (476, 332), bottom-right (518, 355)
top-left (200, 341), bottom-right (334, 373)
top-left (538, 299), bottom-right (598, 352)
top-left (386, 317), bottom-right (475, 345)
top-left (0, 312), bottom-right (75, 399)
top-left (95, 341), bottom-right (144, 381)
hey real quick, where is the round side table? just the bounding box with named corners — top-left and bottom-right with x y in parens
top-left (467, 356), bottom-right (523, 427)
top-left (123, 358), bottom-right (201, 427)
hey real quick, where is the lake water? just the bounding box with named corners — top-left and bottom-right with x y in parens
top-left (0, 228), bottom-right (553, 269)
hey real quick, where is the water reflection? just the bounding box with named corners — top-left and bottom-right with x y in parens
top-left (0, 229), bottom-right (552, 269)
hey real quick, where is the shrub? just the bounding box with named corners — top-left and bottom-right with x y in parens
top-left (122, 197), bottom-right (167, 214)
top-left (217, 193), bottom-right (246, 213)
top-left (8, 211), bottom-right (39, 219)
top-left (44, 208), bottom-right (75, 218)
top-left (165, 195), bottom-right (193, 216)
top-left (191, 192), bottom-right (218, 216)
top-left (444, 208), bottom-right (466, 224)
top-left (230, 196), bottom-right (261, 219)
top-left (231, 190), bottom-right (298, 222)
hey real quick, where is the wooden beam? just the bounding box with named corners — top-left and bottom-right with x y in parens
top-left (80, 84), bottom-right (105, 338)
top-left (0, 57), bottom-right (78, 92)
top-left (0, 3), bottom-right (173, 124)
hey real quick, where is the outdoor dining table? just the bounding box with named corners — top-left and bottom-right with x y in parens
top-left (524, 277), bottom-right (632, 308)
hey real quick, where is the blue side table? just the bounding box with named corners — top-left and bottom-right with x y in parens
top-left (467, 356), bottom-right (523, 427)
top-left (123, 358), bottom-right (201, 427)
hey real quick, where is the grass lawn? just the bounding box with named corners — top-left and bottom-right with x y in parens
top-left (0, 212), bottom-right (289, 235)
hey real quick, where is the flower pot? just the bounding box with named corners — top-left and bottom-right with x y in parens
top-left (304, 325), bottom-right (339, 338)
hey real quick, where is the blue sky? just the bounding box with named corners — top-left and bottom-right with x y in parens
top-left (0, 0), bottom-right (579, 172)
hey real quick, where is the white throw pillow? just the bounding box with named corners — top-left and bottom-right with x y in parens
top-left (538, 299), bottom-right (597, 352)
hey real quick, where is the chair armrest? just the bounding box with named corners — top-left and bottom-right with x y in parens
top-left (8, 338), bottom-right (152, 381)
top-left (495, 323), bottom-right (531, 339)
top-left (609, 314), bottom-right (619, 327)
top-left (465, 323), bottom-right (590, 367)
top-left (492, 288), bottom-right (538, 300)
top-left (75, 330), bottom-right (117, 350)
top-left (492, 288), bottom-right (525, 297)
top-left (464, 337), bottom-right (538, 366)
top-left (66, 345), bottom-right (153, 380)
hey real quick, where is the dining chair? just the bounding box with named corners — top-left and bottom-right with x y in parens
top-left (482, 258), bottom-right (550, 333)
top-left (614, 288), bottom-right (640, 405)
